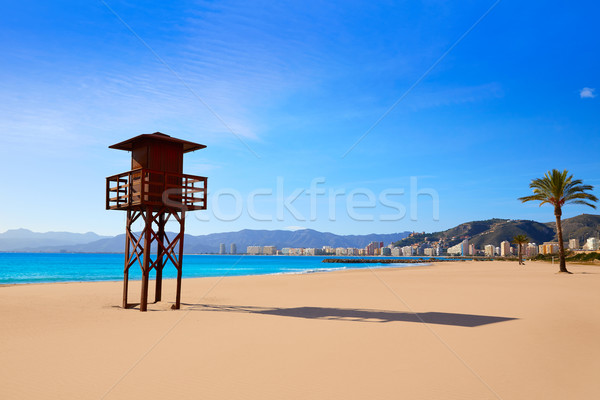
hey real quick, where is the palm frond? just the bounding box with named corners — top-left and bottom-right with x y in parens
top-left (518, 169), bottom-right (597, 210)
top-left (569, 200), bottom-right (597, 209)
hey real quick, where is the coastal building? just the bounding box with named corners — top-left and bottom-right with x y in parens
top-left (247, 246), bottom-right (262, 255)
top-left (219, 243), bottom-right (226, 255)
top-left (292, 248), bottom-right (305, 256)
top-left (230, 243), bottom-right (237, 254)
top-left (460, 239), bottom-right (469, 256)
top-left (468, 244), bottom-right (475, 256)
top-left (585, 237), bottom-right (599, 251)
top-left (500, 241), bottom-right (511, 257)
top-left (391, 247), bottom-right (402, 256)
top-left (435, 246), bottom-right (442, 256)
top-left (381, 247), bottom-right (391, 256)
top-left (484, 245), bottom-right (495, 257)
top-left (540, 242), bottom-right (560, 254)
top-left (263, 246), bottom-right (277, 255)
top-left (526, 243), bottom-right (538, 257)
top-left (347, 248), bottom-right (359, 256)
top-left (568, 239), bottom-right (579, 250)
top-left (424, 248), bottom-right (435, 257)
top-left (447, 242), bottom-right (462, 256)
top-left (366, 241), bottom-right (381, 256)
top-left (335, 247), bottom-right (347, 256)
top-left (402, 246), bottom-right (414, 256)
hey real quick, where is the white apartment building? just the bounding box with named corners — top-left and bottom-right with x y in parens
top-left (585, 237), bottom-right (599, 251)
top-left (460, 239), bottom-right (469, 256)
top-left (247, 246), bottom-right (262, 255)
top-left (447, 242), bottom-right (462, 256)
top-left (424, 248), bottom-right (436, 256)
top-left (402, 246), bottom-right (414, 256)
top-left (263, 246), bottom-right (277, 255)
top-left (484, 244), bottom-right (495, 257)
top-left (526, 243), bottom-right (538, 257)
top-left (500, 241), bottom-right (511, 257)
top-left (568, 238), bottom-right (579, 250)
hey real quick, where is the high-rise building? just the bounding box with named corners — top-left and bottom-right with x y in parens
top-left (568, 239), bottom-right (579, 250)
top-left (366, 241), bottom-right (381, 255)
top-left (447, 242), bottom-right (462, 256)
top-left (263, 246), bottom-right (277, 255)
top-left (468, 244), bottom-right (475, 256)
top-left (484, 244), bottom-right (495, 257)
top-left (391, 247), bottom-right (402, 256)
top-left (230, 243), bottom-right (237, 254)
top-left (585, 237), bottom-right (599, 251)
top-left (526, 243), bottom-right (538, 257)
top-left (402, 246), bottom-right (414, 256)
top-left (460, 239), bottom-right (469, 256)
top-left (424, 248), bottom-right (435, 256)
top-left (219, 243), bottom-right (226, 255)
top-left (541, 242), bottom-right (560, 254)
top-left (247, 246), bottom-right (262, 255)
top-left (381, 247), bottom-right (391, 256)
top-left (500, 241), bottom-right (511, 257)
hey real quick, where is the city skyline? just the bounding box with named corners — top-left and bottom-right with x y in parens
top-left (1, 1), bottom-right (599, 236)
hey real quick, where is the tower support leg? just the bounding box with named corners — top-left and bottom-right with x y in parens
top-left (140, 209), bottom-right (152, 312)
top-left (155, 213), bottom-right (165, 302)
top-left (174, 211), bottom-right (186, 310)
top-left (122, 209), bottom-right (132, 309)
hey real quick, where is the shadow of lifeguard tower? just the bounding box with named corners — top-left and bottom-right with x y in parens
top-left (106, 132), bottom-right (207, 311)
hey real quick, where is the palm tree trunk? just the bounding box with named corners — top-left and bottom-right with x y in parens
top-left (555, 206), bottom-right (569, 273)
top-left (519, 244), bottom-right (523, 265)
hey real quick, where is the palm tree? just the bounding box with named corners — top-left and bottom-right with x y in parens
top-left (512, 234), bottom-right (529, 265)
top-left (518, 169), bottom-right (598, 273)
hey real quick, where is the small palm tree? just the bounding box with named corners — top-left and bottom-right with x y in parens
top-left (512, 234), bottom-right (529, 265)
top-left (518, 169), bottom-right (598, 273)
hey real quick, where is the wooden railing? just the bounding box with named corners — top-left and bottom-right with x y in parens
top-left (106, 168), bottom-right (207, 211)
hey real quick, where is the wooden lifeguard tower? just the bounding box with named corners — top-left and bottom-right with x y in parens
top-left (106, 132), bottom-right (207, 311)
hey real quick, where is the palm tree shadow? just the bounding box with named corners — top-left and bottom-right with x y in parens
top-left (188, 304), bottom-right (517, 327)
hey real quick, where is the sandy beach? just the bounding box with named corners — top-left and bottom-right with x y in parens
top-left (1, 260), bottom-right (599, 399)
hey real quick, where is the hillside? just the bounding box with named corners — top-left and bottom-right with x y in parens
top-left (545, 214), bottom-right (600, 244)
top-left (0, 229), bottom-right (110, 252)
top-left (392, 215), bottom-right (600, 249)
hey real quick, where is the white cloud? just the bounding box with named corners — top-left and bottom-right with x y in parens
top-left (580, 87), bottom-right (596, 99)
top-left (284, 226), bottom-right (306, 231)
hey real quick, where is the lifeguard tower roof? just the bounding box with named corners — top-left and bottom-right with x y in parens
top-left (109, 132), bottom-right (206, 153)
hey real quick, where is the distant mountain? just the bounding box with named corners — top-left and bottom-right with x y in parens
top-left (393, 214), bottom-right (600, 249)
top-left (8, 214), bottom-right (599, 254)
top-left (9, 229), bottom-right (411, 254)
top-left (0, 229), bottom-right (110, 252)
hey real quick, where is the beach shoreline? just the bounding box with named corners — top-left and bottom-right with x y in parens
top-left (1, 260), bottom-right (599, 399)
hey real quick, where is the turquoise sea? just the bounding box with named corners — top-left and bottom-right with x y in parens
top-left (0, 253), bottom-right (437, 285)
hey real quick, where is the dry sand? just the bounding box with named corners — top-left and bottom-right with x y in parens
top-left (1, 260), bottom-right (599, 399)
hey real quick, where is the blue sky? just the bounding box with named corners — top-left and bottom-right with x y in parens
top-left (1, 0), bottom-right (599, 236)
